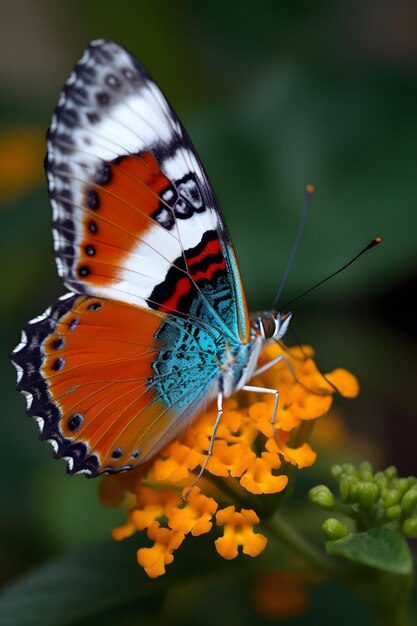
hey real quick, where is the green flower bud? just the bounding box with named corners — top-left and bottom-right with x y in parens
top-left (386, 505), bottom-right (402, 521)
top-left (395, 478), bottom-right (409, 494)
top-left (342, 463), bottom-right (356, 476)
top-left (309, 485), bottom-right (335, 510)
top-left (339, 474), bottom-right (353, 502)
top-left (384, 466), bottom-right (398, 481)
top-left (359, 461), bottom-right (373, 481)
top-left (331, 464), bottom-right (343, 481)
top-left (349, 479), bottom-right (359, 500)
top-left (357, 481), bottom-right (379, 508)
top-left (403, 518), bottom-right (417, 538)
top-left (374, 472), bottom-right (387, 492)
top-left (401, 486), bottom-right (417, 516)
top-left (322, 517), bottom-right (350, 540)
top-left (380, 488), bottom-right (402, 509)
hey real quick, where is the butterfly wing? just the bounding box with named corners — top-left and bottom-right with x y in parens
top-left (11, 293), bottom-right (222, 475)
top-left (46, 39), bottom-right (250, 343)
top-left (12, 40), bottom-right (255, 475)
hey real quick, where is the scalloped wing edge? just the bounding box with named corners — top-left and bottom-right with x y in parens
top-left (10, 292), bottom-right (135, 477)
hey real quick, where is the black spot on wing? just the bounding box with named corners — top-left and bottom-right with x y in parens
top-left (88, 220), bottom-right (98, 234)
top-left (86, 188), bottom-right (99, 210)
top-left (94, 163), bottom-right (112, 185)
top-left (68, 317), bottom-right (80, 330)
top-left (68, 412), bottom-right (84, 432)
top-left (85, 245), bottom-right (96, 256)
top-left (52, 338), bottom-right (64, 350)
top-left (52, 357), bottom-right (65, 372)
top-left (87, 111), bottom-right (100, 124)
top-left (96, 91), bottom-right (110, 106)
top-left (78, 266), bottom-right (90, 277)
top-left (10, 294), bottom-right (109, 477)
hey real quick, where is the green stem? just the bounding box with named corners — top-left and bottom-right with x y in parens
top-left (291, 419), bottom-right (315, 448)
top-left (262, 511), bottom-right (344, 577)
top-left (375, 573), bottom-right (414, 626)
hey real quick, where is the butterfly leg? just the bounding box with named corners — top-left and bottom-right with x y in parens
top-left (252, 353), bottom-right (298, 379)
top-left (182, 388), bottom-right (224, 501)
top-left (242, 385), bottom-right (280, 446)
top-left (243, 355), bottom-right (304, 446)
top-left (253, 353), bottom-right (331, 395)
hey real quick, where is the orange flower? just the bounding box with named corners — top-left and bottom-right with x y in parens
top-left (100, 342), bottom-right (358, 577)
top-left (137, 522), bottom-right (185, 578)
top-left (266, 431), bottom-right (317, 469)
top-left (240, 452), bottom-right (288, 494)
top-left (153, 441), bottom-right (201, 482)
top-left (169, 489), bottom-right (218, 536)
top-left (131, 487), bottom-right (181, 530)
top-left (112, 486), bottom-right (180, 540)
top-left (215, 507), bottom-right (267, 559)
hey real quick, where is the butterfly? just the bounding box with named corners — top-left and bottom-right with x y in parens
top-left (11, 39), bottom-right (291, 477)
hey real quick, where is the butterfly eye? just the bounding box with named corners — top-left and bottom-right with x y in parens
top-left (260, 314), bottom-right (276, 339)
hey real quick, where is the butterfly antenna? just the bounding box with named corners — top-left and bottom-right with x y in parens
top-left (272, 184), bottom-right (315, 310)
top-left (281, 237), bottom-right (382, 311)
top-left (286, 325), bottom-right (339, 393)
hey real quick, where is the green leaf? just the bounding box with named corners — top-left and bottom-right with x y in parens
top-left (326, 528), bottom-right (413, 575)
top-left (0, 533), bottom-right (269, 626)
top-left (0, 538), bottom-right (156, 626)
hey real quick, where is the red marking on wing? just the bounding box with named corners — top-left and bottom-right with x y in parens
top-left (187, 235), bottom-right (226, 282)
top-left (158, 276), bottom-right (193, 312)
top-left (192, 260), bottom-right (226, 282)
top-left (188, 238), bottom-right (222, 268)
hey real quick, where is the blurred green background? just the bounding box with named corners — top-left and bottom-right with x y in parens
top-left (1, 1), bottom-right (416, 624)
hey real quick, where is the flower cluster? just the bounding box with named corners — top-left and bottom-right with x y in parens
top-left (310, 462), bottom-right (417, 538)
top-left (100, 342), bottom-right (359, 577)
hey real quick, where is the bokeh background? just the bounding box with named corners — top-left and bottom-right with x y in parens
top-left (1, 1), bottom-right (416, 624)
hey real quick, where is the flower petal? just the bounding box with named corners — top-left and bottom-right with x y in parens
top-left (325, 369), bottom-right (360, 398)
top-left (137, 523), bottom-right (185, 578)
top-left (215, 507), bottom-right (267, 559)
top-left (169, 489), bottom-right (217, 536)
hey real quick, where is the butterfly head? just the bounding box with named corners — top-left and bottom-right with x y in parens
top-left (253, 311), bottom-right (292, 341)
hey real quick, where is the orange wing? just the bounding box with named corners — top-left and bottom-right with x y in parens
top-left (12, 293), bottom-right (218, 475)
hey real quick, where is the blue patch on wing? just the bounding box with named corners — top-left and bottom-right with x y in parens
top-left (151, 315), bottom-right (219, 410)
top-left (150, 291), bottom-right (255, 411)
